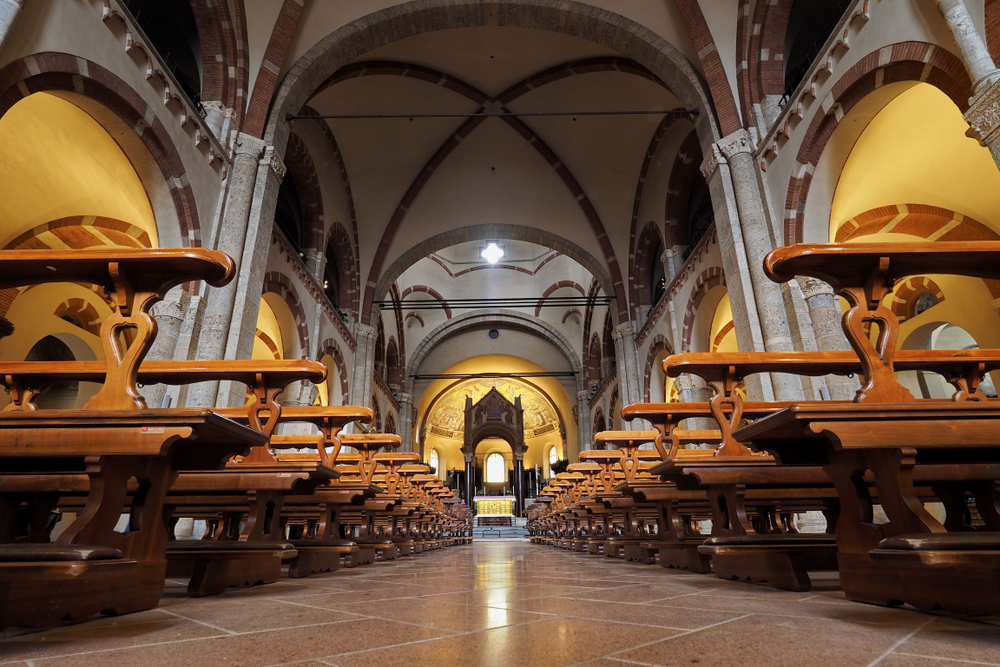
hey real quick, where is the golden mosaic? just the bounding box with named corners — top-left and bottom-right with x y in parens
top-left (425, 378), bottom-right (560, 440)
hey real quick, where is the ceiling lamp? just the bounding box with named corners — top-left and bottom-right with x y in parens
top-left (481, 242), bottom-right (504, 264)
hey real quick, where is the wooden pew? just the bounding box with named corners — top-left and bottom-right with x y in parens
top-left (733, 242), bottom-right (1000, 613)
top-left (0, 249), bottom-right (268, 629)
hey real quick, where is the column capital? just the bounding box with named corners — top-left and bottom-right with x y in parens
top-left (398, 392), bottom-right (413, 405)
top-left (231, 132), bottom-right (266, 160)
top-left (463, 452), bottom-right (474, 464)
top-left (513, 451), bottom-right (525, 462)
top-left (577, 390), bottom-right (590, 403)
top-left (262, 145), bottom-right (287, 181)
top-left (700, 144), bottom-right (723, 181)
top-left (965, 78), bottom-right (1000, 146)
top-left (798, 276), bottom-right (836, 301)
top-left (716, 128), bottom-right (755, 161)
top-left (355, 323), bottom-right (376, 341)
top-left (612, 321), bottom-right (635, 341)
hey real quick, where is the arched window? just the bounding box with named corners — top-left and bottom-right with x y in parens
top-left (548, 446), bottom-right (558, 467)
top-left (429, 449), bottom-right (440, 476)
top-left (485, 452), bottom-right (506, 484)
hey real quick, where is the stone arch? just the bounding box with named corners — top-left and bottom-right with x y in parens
top-left (261, 272), bottom-right (310, 356)
top-left (385, 336), bottom-right (401, 388)
top-left (664, 130), bottom-right (704, 248)
top-left (643, 334), bottom-right (674, 402)
top-left (324, 221), bottom-right (359, 318)
top-left (400, 285), bottom-right (452, 319)
top-left (0, 54), bottom-right (206, 245)
top-left (835, 204), bottom-right (1000, 243)
top-left (283, 132), bottom-right (324, 256)
top-left (631, 221), bottom-right (664, 313)
top-left (376, 224), bottom-right (615, 324)
top-left (534, 281), bottom-right (585, 316)
top-left (681, 267), bottom-right (727, 352)
top-left (891, 277), bottom-right (947, 324)
top-left (5, 216), bottom-right (152, 251)
top-left (188, 0), bottom-right (241, 116)
top-left (783, 41), bottom-right (972, 244)
top-left (587, 333), bottom-right (602, 388)
top-left (318, 337), bottom-right (350, 405)
top-left (404, 309), bottom-right (584, 396)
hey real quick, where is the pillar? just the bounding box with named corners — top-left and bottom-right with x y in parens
top-left (704, 130), bottom-right (804, 402)
top-left (0, 0), bottom-right (24, 56)
top-left (349, 324), bottom-right (377, 408)
top-left (398, 392), bottom-right (414, 451)
top-left (939, 0), bottom-right (1000, 168)
top-left (464, 452), bottom-right (475, 508)
top-left (612, 323), bottom-right (644, 426)
top-left (576, 390), bottom-right (592, 454)
top-left (513, 451), bottom-right (525, 518)
top-left (143, 287), bottom-right (188, 408)
top-left (187, 133), bottom-right (266, 408)
top-left (799, 277), bottom-right (860, 400)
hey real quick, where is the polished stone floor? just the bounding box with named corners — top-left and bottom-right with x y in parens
top-left (2, 541), bottom-right (999, 667)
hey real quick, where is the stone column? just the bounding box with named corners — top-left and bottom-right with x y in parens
top-left (187, 133), bottom-right (266, 408)
top-left (217, 146), bottom-right (287, 407)
top-left (143, 287), bottom-right (188, 408)
top-left (938, 0), bottom-right (1000, 94)
top-left (576, 390), bottom-right (592, 455)
top-left (349, 324), bottom-right (376, 408)
top-left (397, 392), bottom-right (414, 451)
top-left (0, 0), bottom-right (24, 56)
top-left (612, 322), bottom-right (644, 428)
top-left (939, 0), bottom-right (1000, 167)
top-left (799, 277), bottom-right (859, 400)
top-left (706, 130), bottom-right (804, 401)
top-left (464, 452), bottom-right (475, 508)
top-left (513, 452), bottom-right (525, 518)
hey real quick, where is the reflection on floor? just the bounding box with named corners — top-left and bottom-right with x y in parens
top-left (2, 540), bottom-right (999, 666)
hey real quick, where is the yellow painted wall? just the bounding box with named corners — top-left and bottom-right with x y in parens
top-left (0, 93), bottom-right (157, 248)
top-left (831, 84), bottom-right (1000, 238)
top-left (417, 354), bottom-right (577, 473)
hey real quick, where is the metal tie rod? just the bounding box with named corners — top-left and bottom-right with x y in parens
top-left (287, 108), bottom-right (698, 121)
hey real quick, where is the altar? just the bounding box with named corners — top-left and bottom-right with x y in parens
top-left (474, 496), bottom-right (516, 526)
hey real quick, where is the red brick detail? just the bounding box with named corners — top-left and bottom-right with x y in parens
top-left (581, 277), bottom-right (602, 378)
top-left (890, 276), bottom-right (946, 323)
top-left (631, 221), bottom-right (664, 312)
top-left (561, 308), bottom-right (582, 324)
top-left (496, 57), bottom-right (663, 103)
top-left (388, 282), bottom-right (406, 383)
top-left (609, 385), bottom-right (620, 426)
top-left (284, 132), bottom-right (322, 251)
top-left (712, 320), bottom-right (735, 352)
top-left (988, 0), bottom-right (1000, 64)
top-left (586, 333), bottom-right (602, 387)
top-left (592, 407), bottom-right (606, 436)
top-left (741, 0), bottom-right (795, 126)
top-left (371, 394), bottom-right (382, 430)
top-left (262, 271), bottom-right (310, 355)
top-left (628, 115), bottom-right (681, 310)
top-left (674, 0), bottom-right (743, 135)
top-left (6, 216), bottom-right (151, 250)
top-left (318, 337), bottom-right (350, 405)
top-left (231, 0), bottom-right (250, 125)
top-left (664, 130), bottom-right (703, 247)
top-left (384, 413), bottom-right (397, 435)
top-left (642, 334), bottom-right (674, 402)
top-left (385, 336), bottom-right (401, 387)
top-left (404, 311), bottom-right (425, 328)
top-left (400, 285), bottom-right (451, 319)
top-left (54, 298), bottom-right (103, 338)
top-left (326, 222), bottom-right (359, 319)
top-left (190, 0), bottom-right (240, 114)
top-left (243, 0), bottom-right (304, 138)
top-left (0, 54), bottom-right (202, 245)
top-left (835, 204), bottom-right (1000, 243)
top-left (680, 267), bottom-right (727, 352)
top-left (783, 42), bottom-right (972, 244)
top-left (315, 61), bottom-right (489, 105)
top-left (735, 0), bottom-right (754, 128)
top-left (535, 281), bottom-right (585, 316)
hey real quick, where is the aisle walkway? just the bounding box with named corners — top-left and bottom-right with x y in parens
top-left (2, 541), bottom-right (998, 666)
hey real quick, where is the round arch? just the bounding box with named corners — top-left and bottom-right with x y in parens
top-left (404, 308), bottom-right (584, 395)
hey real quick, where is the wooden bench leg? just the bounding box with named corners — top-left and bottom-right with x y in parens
top-left (287, 546), bottom-right (339, 578)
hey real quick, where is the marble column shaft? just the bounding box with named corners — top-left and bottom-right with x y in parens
top-left (398, 392), bottom-right (414, 451)
top-left (710, 129), bottom-right (803, 401)
top-left (187, 133), bottom-right (266, 407)
top-left (576, 390), bottom-right (592, 454)
top-left (938, 0), bottom-right (1000, 93)
top-left (612, 322), bottom-right (644, 429)
top-left (464, 452), bottom-right (475, 508)
top-left (349, 324), bottom-right (377, 410)
top-left (799, 277), bottom-right (859, 400)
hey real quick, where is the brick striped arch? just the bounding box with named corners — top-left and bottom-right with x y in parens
top-left (255, 329), bottom-right (281, 359)
top-left (4, 216), bottom-right (152, 250)
top-left (535, 281), bottom-right (585, 316)
top-left (835, 204), bottom-right (1000, 243)
top-left (712, 320), bottom-right (736, 353)
top-left (261, 272), bottom-right (310, 356)
top-left (405, 312), bottom-right (425, 328)
top-left (783, 42), bottom-right (972, 245)
top-left (283, 132), bottom-right (323, 255)
top-left (54, 298), bottom-right (103, 338)
top-left (318, 337), bottom-right (350, 405)
top-left (189, 0), bottom-right (242, 121)
top-left (681, 267), bottom-right (727, 352)
top-left (740, 0), bottom-right (795, 128)
top-left (400, 285), bottom-right (451, 319)
top-left (643, 334), bottom-right (674, 402)
top-left (0, 54), bottom-right (203, 245)
top-left (891, 277), bottom-right (946, 324)
top-left (326, 222), bottom-right (359, 318)
top-left (988, 0), bottom-right (1000, 64)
